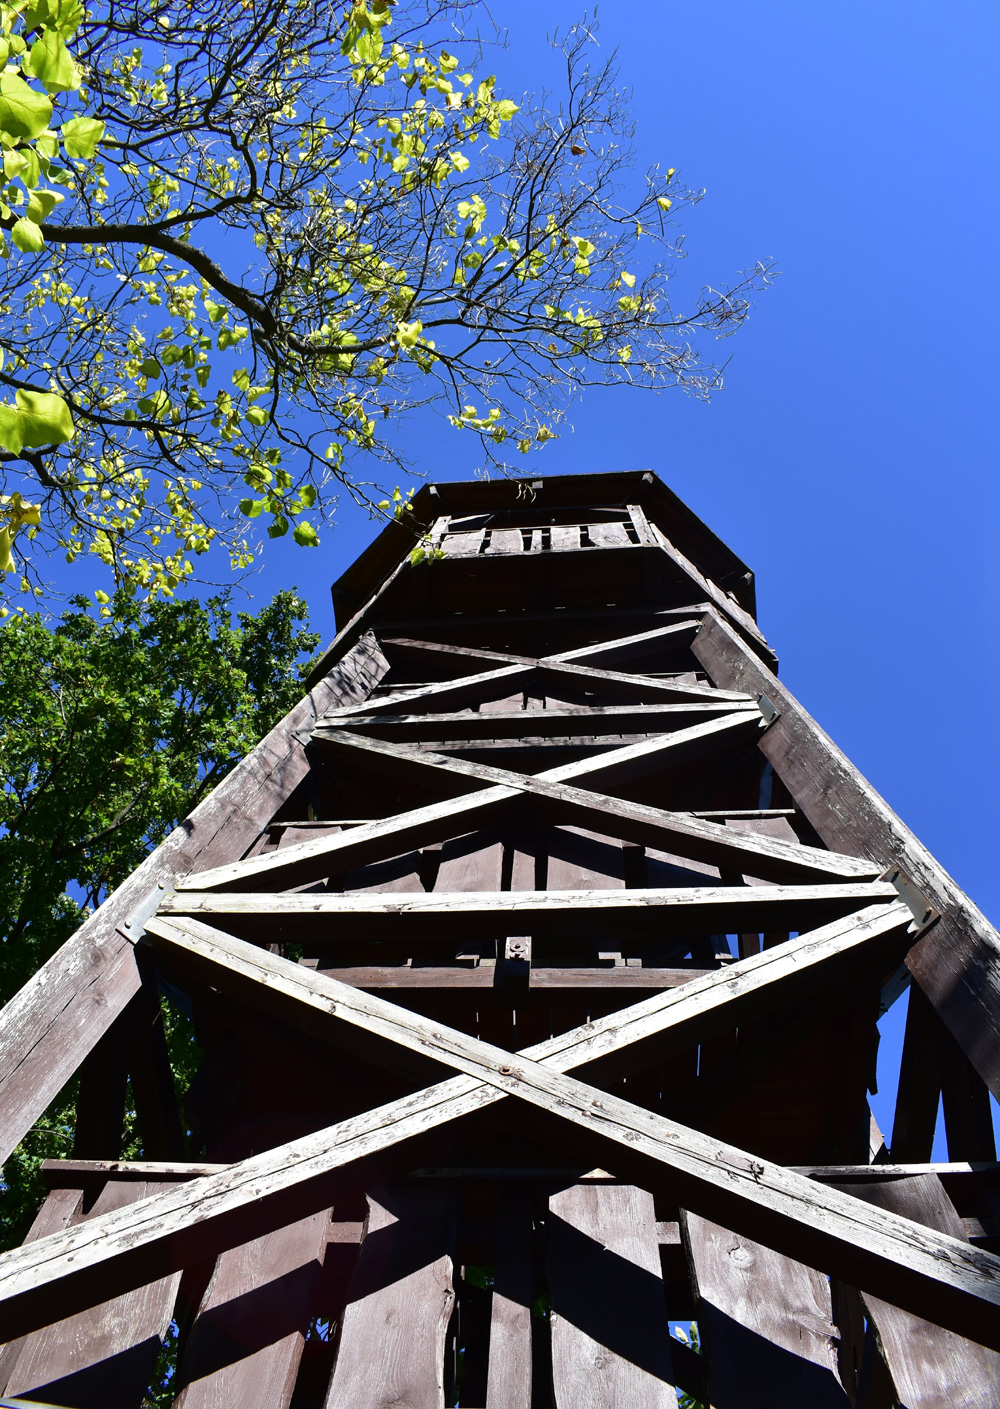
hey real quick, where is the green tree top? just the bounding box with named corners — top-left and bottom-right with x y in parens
top-left (0, 0), bottom-right (771, 600)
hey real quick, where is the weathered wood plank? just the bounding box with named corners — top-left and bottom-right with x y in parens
top-left (486, 1192), bottom-right (534, 1409)
top-left (547, 1183), bottom-right (677, 1407)
top-left (691, 606), bottom-right (1000, 1098)
top-left (682, 1211), bottom-right (849, 1407)
top-left (324, 1188), bottom-right (457, 1408)
top-left (325, 699), bottom-right (753, 743)
top-left (0, 632), bottom-right (389, 1166)
top-left (839, 1175), bottom-right (1000, 1408)
top-left (173, 1210), bottom-right (331, 1409)
top-left (162, 881), bottom-right (899, 943)
top-left (1, 1178), bottom-right (181, 1409)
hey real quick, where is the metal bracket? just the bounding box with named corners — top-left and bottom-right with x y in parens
top-left (756, 693), bottom-right (780, 728)
top-left (880, 865), bottom-right (939, 938)
top-left (119, 882), bottom-right (170, 945)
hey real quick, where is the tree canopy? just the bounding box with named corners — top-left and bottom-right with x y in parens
top-left (0, 0), bottom-right (770, 601)
top-left (0, 587), bottom-right (319, 1250)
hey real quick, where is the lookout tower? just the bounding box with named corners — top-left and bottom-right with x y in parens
top-left (2, 470), bottom-right (1000, 1407)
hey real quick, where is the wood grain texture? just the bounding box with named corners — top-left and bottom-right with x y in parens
top-left (486, 1192), bottom-right (534, 1409)
top-left (173, 1210), bottom-right (331, 1409)
top-left (0, 632), bottom-right (389, 1166)
top-left (548, 1183), bottom-right (677, 1407)
top-left (692, 607), bottom-right (1000, 1097)
top-left (2, 1178), bottom-right (180, 1409)
top-left (682, 1211), bottom-right (849, 1408)
top-left (324, 1187), bottom-right (457, 1408)
top-left (842, 1174), bottom-right (1000, 1408)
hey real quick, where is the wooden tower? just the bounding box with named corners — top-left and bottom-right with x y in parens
top-left (3, 469), bottom-right (1000, 1408)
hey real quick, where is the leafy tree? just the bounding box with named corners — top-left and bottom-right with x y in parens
top-left (0, 0), bottom-right (770, 599)
top-left (0, 587), bottom-right (319, 1249)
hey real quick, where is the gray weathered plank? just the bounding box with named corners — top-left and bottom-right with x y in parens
top-left (841, 1174), bottom-right (1000, 1408)
top-left (173, 1210), bottom-right (331, 1409)
top-left (162, 881), bottom-right (898, 943)
top-left (324, 1188), bottom-right (457, 1408)
top-left (486, 1192), bottom-right (534, 1409)
top-left (682, 1211), bottom-right (849, 1407)
top-left (2, 1178), bottom-right (181, 1408)
top-left (548, 1183), bottom-right (677, 1407)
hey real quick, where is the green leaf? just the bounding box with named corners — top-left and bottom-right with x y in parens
top-left (27, 31), bottom-right (80, 93)
top-left (60, 115), bottom-right (104, 159)
top-left (298, 484), bottom-right (317, 509)
top-left (245, 406), bottom-right (267, 427)
top-left (292, 520), bottom-right (319, 546)
top-left (267, 515), bottom-right (289, 538)
top-left (0, 70), bottom-right (53, 140)
top-left (139, 357), bottom-right (162, 379)
top-left (0, 388), bottom-right (74, 452)
top-left (10, 218), bottom-right (44, 253)
top-left (25, 188), bottom-right (63, 223)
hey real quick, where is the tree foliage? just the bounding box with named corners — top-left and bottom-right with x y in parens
top-left (0, 587), bottom-right (318, 1250)
top-left (0, 0), bottom-right (770, 599)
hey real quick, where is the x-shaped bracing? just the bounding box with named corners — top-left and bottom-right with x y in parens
top-left (4, 900), bottom-right (1000, 1352)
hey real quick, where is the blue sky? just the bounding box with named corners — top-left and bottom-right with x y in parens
top-left (39, 4), bottom-right (1000, 1146)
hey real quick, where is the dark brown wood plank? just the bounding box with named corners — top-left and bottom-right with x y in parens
top-left (839, 1175), bottom-right (1000, 1408)
top-left (486, 1192), bottom-right (534, 1409)
top-left (682, 1211), bottom-right (849, 1407)
top-left (1, 1178), bottom-right (181, 1409)
top-left (173, 1210), bottom-right (331, 1409)
top-left (0, 632), bottom-right (389, 1166)
top-left (547, 1183), bottom-right (677, 1406)
top-left (323, 1187), bottom-right (457, 1408)
top-left (692, 606), bottom-right (1000, 1098)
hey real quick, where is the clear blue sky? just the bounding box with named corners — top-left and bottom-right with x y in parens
top-left (52, 3), bottom-right (1000, 1144)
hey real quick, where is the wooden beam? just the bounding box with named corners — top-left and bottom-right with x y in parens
top-left (691, 607), bottom-right (1000, 1098)
top-left (326, 699), bottom-right (753, 743)
top-left (162, 881), bottom-right (899, 943)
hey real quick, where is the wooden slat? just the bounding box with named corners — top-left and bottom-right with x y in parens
top-left (692, 606), bottom-right (1000, 1098)
top-left (547, 1184), bottom-right (677, 1407)
top-left (838, 1175), bottom-right (1000, 1407)
top-left (323, 1188), bottom-right (457, 1408)
top-left (682, 1211), bottom-right (849, 1406)
top-left (0, 632), bottom-right (389, 1166)
top-left (0, 905), bottom-right (922, 1342)
top-left (162, 881), bottom-right (899, 942)
top-left (326, 699), bottom-right (752, 742)
top-left (485, 1192), bottom-right (534, 1409)
top-left (1, 1178), bottom-right (181, 1408)
top-left (173, 1211), bottom-right (331, 1409)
